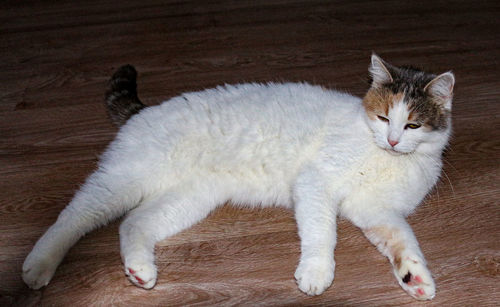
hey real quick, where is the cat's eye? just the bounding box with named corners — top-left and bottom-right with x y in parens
top-left (377, 115), bottom-right (389, 123)
top-left (405, 123), bottom-right (421, 129)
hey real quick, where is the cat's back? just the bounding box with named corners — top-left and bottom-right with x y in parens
top-left (114, 82), bottom-right (363, 169)
top-left (140, 82), bottom-right (361, 133)
top-left (115, 82), bottom-right (364, 162)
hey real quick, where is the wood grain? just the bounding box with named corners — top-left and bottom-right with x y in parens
top-left (1, 0), bottom-right (499, 306)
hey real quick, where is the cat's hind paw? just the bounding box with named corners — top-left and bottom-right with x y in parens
top-left (294, 258), bottom-right (335, 296)
top-left (22, 251), bottom-right (58, 290)
top-left (396, 256), bottom-right (435, 300)
top-left (125, 260), bottom-right (157, 289)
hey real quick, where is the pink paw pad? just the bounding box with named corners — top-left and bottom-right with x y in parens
top-left (127, 268), bottom-right (145, 285)
top-left (135, 276), bottom-right (145, 285)
top-left (415, 275), bottom-right (423, 283)
top-left (417, 288), bottom-right (425, 296)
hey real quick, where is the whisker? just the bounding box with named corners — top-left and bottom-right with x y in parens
top-left (411, 152), bottom-right (446, 203)
top-left (442, 157), bottom-right (459, 174)
top-left (440, 168), bottom-right (455, 197)
top-left (423, 152), bottom-right (455, 197)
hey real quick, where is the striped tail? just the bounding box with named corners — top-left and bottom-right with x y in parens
top-left (105, 65), bottom-right (146, 126)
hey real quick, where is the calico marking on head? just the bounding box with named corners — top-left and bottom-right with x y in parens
top-left (363, 54), bottom-right (454, 154)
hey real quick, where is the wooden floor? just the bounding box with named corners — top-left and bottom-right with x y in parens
top-left (1, 1), bottom-right (499, 306)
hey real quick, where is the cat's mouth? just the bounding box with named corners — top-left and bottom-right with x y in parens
top-left (375, 141), bottom-right (406, 155)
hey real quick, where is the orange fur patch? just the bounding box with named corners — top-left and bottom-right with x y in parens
top-left (363, 89), bottom-right (404, 119)
top-left (408, 110), bottom-right (418, 121)
top-left (364, 226), bottom-right (406, 270)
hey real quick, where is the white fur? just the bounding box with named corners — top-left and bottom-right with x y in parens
top-left (23, 81), bottom-right (450, 300)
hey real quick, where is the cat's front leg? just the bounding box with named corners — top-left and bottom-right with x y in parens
top-left (293, 167), bottom-right (337, 296)
top-left (119, 185), bottom-right (222, 289)
top-left (353, 212), bottom-right (435, 300)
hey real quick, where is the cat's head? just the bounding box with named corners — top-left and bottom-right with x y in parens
top-left (363, 54), bottom-right (454, 155)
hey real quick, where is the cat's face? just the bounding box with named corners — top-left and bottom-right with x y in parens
top-left (363, 55), bottom-right (455, 155)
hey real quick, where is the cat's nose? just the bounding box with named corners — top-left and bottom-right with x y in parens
top-left (388, 138), bottom-right (399, 147)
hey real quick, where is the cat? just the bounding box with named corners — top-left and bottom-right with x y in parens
top-left (22, 54), bottom-right (454, 300)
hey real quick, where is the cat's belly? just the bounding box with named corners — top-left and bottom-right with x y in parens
top-left (164, 132), bottom-right (313, 208)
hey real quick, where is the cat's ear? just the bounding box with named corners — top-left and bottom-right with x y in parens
top-left (369, 54), bottom-right (393, 88)
top-left (424, 72), bottom-right (455, 110)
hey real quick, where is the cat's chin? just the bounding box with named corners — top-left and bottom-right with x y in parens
top-left (375, 142), bottom-right (415, 155)
top-left (383, 147), bottom-right (408, 156)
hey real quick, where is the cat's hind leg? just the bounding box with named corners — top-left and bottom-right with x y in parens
top-left (22, 170), bottom-right (143, 289)
top-left (119, 182), bottom-right (223, 289)
top-left (351, 212), bottom-right (435, 300)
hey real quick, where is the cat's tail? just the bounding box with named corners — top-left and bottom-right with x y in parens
top-left (105, 65), bottom-right (146, 126)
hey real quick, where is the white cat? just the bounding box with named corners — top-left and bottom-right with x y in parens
top-left (23, 54), bottom-right (454, 300)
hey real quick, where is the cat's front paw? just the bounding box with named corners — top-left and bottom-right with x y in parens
top-left (22, 250), bottom-right (59, 290)
top-left (294, 257), bottom-right (335, 296)
top-left (125, 259), bottom-right (157, 289)
top-left (395, 255), bottom-right (435, 300)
